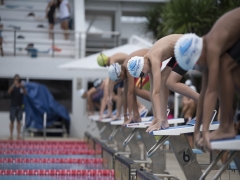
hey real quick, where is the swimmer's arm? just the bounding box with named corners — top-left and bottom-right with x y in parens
top-left (87, 88), bottom-right (97, 114)
top-left (127, 73), bottom-right (135, 118)
top-left (151, 59), bottom-right (163, 120)
top-left (123, 80), bottom-right (128, 118)
top-left (195, 70), bottom-right (208, 131)
top-left (202, 52), bottom-right (219, 132)
top-left (8, 84), bottom-right (15, 94)
top-left (99, 84), bottom-right (109, 117)
top-left (149, 73), bottom-right (155, 116)
top-left (108, 80), bottom-right (116, 103)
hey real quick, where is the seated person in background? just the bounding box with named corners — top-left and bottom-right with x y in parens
top-left (174, 7), bottom-right (240, 151)
top-left (126, 35), bottom-right (199, 132)
top-left (182, 82), bottom-right (197, 148)
top-left (97, 52), bottom-right (128, 120)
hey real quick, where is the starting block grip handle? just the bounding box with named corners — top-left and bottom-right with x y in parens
top-left (147, 135), bottom-right (169, 158)
top-left (123, 128), bottom-right (138, 147)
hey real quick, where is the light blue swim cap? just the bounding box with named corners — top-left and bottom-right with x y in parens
top-left (127, 56), bottom-right (144, 78)
top-left (174, 33), bottom-right (203, 70)
top-left (108, 63), bottom-right (121, 81)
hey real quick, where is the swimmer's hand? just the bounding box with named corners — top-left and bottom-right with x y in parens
top-left (146, 121), bottom-right (161, 133)
top-left (122, 116), bottom-right (131, 127)
top-left (202, 131), bottom-right (212, 152)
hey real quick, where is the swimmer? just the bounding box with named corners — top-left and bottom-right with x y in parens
top-left (182, 83), bottom-right (197, 148)
top-left (92, 78), bottom-right (115, 121)
top-left (126, 35), bottom-right (199, 132)
top-left (174, 7), bottom-right (240, 150)
top-left (97, 53), bottom-right (128, 120)
top-left (108, 49), bottom-right (150, 124)
top-left (79, 87), bottom-right (102, 116)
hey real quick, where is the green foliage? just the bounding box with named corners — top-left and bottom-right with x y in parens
top-left (144, 4), bottom-right (165, 40)
top-left (145, 0), bottom-right (240, 40)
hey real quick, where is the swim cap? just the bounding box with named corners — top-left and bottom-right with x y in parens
top-left (108, 63), bottom-right (121, 81)
top-left (185, 79), bottom-right (192, 86)
top-left (97, 53), bottom-right (108, 67)
top-left (127, 56), bottom-right (144, 78)
top-left (174, 33), bottom-right (203, 70)
top-left (93, 78), bottom-right (103, 89)
top-left (78, 89), bottom-right (86, 98)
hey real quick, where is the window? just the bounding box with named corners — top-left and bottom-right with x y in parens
top-left (0, 78), bottom-right (12, 111)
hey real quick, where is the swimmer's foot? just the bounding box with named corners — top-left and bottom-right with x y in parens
top-left (123, 117), bottom-right (141, 126)
top-left (103, 114), bottom-right (112, 119)
top-left (194, 130), bottom-right (202, 149)
top-left (198, 126), bottom-right (236, 151)
top-left (146, 120), bottom-right (169, 133)
top-left (111, 115), bottom-right (121, 121)
top-left (132, 116), bottom-right (142, 123)
top-left (17, 136), bottom-right (22, 140)
top-left (123, 119), bottom-right (132, 126)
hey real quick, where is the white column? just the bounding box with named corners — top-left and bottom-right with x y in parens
top-left (70, 77), bottom-right (88, 138)
top-left (74, 0), bottom-right (86, 58)
top-left (114, 2), bottom-right (122, 45)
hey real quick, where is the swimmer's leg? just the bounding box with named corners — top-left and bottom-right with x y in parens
top-left (112, 88), bottom-right (123, 120)
top-left (208, 54), bottom-right (236, 142)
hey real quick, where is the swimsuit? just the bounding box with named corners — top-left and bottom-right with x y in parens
top-left (166, 57), bottom-right (188, 76)
top-left (227, 38), bottom-right (240, 64)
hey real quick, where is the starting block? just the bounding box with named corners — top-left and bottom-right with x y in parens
top-left (199, 135), bottom-right (240, 180)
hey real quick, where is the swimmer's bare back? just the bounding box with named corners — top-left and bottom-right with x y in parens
top-left (109, 53), bottom-right (128, 65)
top-left (123, 49), bottom-right (149, 68)
top-left (145, 34), bottom-right (183, 62)
top-left (206, 7), bottom-right (240, 54)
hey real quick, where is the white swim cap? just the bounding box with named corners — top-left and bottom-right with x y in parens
top-left (93, 78), bottom-right (103, 89)
top-left (127, 56), bottom-right (144, 78)
top-left (108, 63), bottom-right (121, 81)
top-left (190, 85), bottom-right (197, 92)
top-left (185, 79), bottom-right (192, 86)
top-left (174, 33), bottom-right (203, 70)
top-left (78, 89), bottom-right (86, 98)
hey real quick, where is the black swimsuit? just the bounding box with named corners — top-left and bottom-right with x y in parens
top-left (227, 38), bottom-right (240, 64)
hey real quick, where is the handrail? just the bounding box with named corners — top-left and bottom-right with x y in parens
top-left (2, 28), bottom-right (121, 36)
top-left (147, 135), bottom-right (169, 158)
top-left (2, 28), bottom-right (120, 58)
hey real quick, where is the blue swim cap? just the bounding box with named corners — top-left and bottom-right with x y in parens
top-left (127, 56), bottom-right (144, 78)
top-left (108, 63), bottom-right (121, 81)
top-left (174, 33), bottom-right (203, 70)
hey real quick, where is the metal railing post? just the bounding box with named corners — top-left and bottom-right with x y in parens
top-left (14, 30), bottom-right (16, 56)
top-left (52, 30), bottom-right (55, 58)
top-left (43, 112), bottom-right (47, 140)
